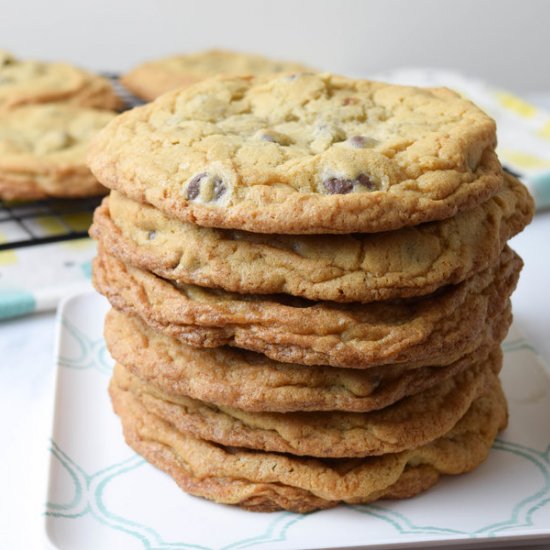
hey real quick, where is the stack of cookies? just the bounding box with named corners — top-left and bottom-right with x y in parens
top-left (88, 73), bottom-right (534, 512)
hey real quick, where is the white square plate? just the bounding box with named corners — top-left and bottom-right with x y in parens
top-left (45, 291), bottom-right (550, 549)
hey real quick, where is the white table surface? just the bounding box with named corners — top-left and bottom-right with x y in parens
top-left (0, 211), bottom-right (549, 550)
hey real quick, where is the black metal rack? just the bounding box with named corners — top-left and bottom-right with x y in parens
top-left (0, 74), bottom-right (143, 252)
top-left (0, 196), bottom-right (103, 251)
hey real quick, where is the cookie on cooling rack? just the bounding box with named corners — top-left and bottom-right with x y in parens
top-left (0, 104), bottom-right (117, 201)
top-left (0, 50), bottom-right (122, 111)
top-left (121, 49), bottom-right (311, 101)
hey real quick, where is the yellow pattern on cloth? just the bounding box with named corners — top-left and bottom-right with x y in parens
top-left (500, 151), bottom-right (550, 171)
top-left (494, 92), bottom-right (538, 119)
top-left (0, 233), bottom-right (17, 266)
top-left (372, 69), bottom-right (550, 207)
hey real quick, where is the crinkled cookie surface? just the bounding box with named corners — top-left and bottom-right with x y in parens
top-left (105, 308), bottom-right (501, 413)
top-left (111, 351), bottom-right (498, 457)
top-left (93, 247), bottom-right (518, 369)
top-left (92, 173), bottom-right (533, 302)
top-left (110, 372), bottom-right (507, 512)
top-left (88, 73), bottom-right (502, 234)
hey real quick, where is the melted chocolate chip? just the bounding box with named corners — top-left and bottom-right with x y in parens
top-left (186, 173), bottom-right (207, 200)
top-left (187, 172), bottom-right (227, 202)
top-left (349, 136), bottom-right (366, 148)
top-left (323, 177), bottom-right (354, 194)
top-left (212, 176), bottom-right (226, 200)
top-left (348, 135), bottom-right (378, 149)
top-left (261, 133), bottom-right (278, 143)
top-left (323, 174), bottom-right (377, 194)
top-left (342, 97), bottom-right (358, 106)
top-left (355, 173), bottom-right (377, 190)
top-left (147, 230), bottom-right (157, 240)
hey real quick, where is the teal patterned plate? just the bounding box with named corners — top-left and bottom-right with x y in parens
top-left (44, 292), bottom-right (550, 550)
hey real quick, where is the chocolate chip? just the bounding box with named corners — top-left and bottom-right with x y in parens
top-left (323, 177), bottom-right (354, 194)
top-left (342, 97), bottom-right (358, 106)
top-left (348, 135), bottom-right (378, 149)
top-left (356, 173), bottom-right (377, 190)
top-left (147, 230), bottom-right (157, 240)
top-left (323, 174), bottom-right (377, 194)
top-left (261, 133), bottom-right (278, 143)
top-left (187, 173), bottom-right (207, 200)
top-left (187, 172), bottom-right (227, 202)
top-left (212, 177), bottom-right (226, 200)
top-left (349, 136), bottom-right (366, 148)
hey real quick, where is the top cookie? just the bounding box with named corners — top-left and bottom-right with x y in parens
top-left (0, 50), bottom-right (122, 111)
top-left (88, 73), bottom-right (502, 234)
top-left (121, 49), bottom-right (311, 101)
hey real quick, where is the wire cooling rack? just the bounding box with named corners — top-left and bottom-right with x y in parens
top-left (0, 74), bottom-right (143, 252)
top-left (103, 72), bottom-right (145, 110)
top-left (0, 196), bottom-right (103, 251)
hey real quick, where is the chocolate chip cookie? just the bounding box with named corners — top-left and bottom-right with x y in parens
top-left (121, 49), bottom-right (311, 101)
top-left (0, 104), bottom-right (116, 200)
top-left (0, 50), bottom-right (122, 111)
top-left (88, 73), bottom-right (502, 234)
top-left (91, 173), bottom-right (532, 302)
top-left (105, 309), bottom-right (504, 413)
top-left (93, 246), bottom-right (519, 369)
top-left (110, 371), bottom-right (507, 512)
top-left (111, 350), bottom-right (498, 457)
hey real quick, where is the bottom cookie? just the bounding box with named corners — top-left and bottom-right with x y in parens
top-left (110, 374), bottom-right (507, 512)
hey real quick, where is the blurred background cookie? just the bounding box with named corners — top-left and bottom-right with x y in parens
top-left (121, 49), bottom-right (312, 101)
top-left (0, 50), bottom-right (122, 111)
top-left (0, 104), bottom-right (116, 200)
